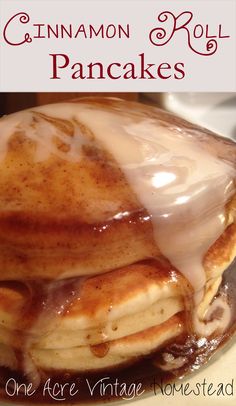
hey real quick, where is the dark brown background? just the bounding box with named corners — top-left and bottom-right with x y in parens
top-left (0, 93), bottom-right (140, 115)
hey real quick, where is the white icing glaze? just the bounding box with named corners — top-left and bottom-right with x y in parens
top-left (0, 109), bottom-right (88, 163)
top-left (0, 102), bottom-right (235, 298)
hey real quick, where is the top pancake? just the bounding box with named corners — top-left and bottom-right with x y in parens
top-left (0, 98), bottom-right (235, 283)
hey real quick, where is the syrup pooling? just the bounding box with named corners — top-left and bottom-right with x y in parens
top-left (0, 277), bottom-right (87, 387)
top-left (0, 101), bottom-right (235, 297)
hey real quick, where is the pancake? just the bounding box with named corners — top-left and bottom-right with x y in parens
top-left (0, 99), bottom-right (235, 283)
top-left (0, 314), bottom-right (184, 373)
top-left (0, 109), bottom-right (157, 281)
top-left (0, 260), bottom-right (187, 376)
top-left (0, 98), bottom-right (235, 402)
top-left (31, 314), bottom-right (185, 372)
top-left (0, 260), bottom-right (188, 345)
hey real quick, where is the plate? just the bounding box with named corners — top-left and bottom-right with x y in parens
top-left (1, 338), bottom-right (235, 405)
top-left (128, 338), bottom-right (236, 406)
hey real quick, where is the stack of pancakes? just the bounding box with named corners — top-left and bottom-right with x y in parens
top-left (0, 98), bottom-right (235, 381)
